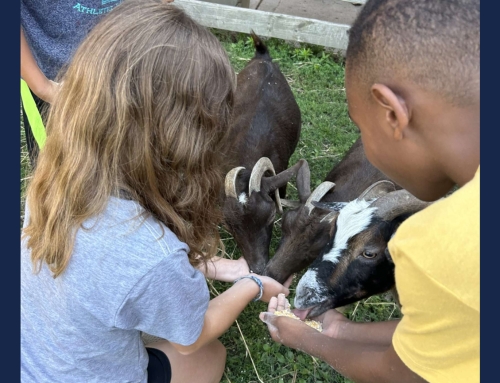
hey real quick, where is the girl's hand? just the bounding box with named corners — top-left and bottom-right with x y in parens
top-left (252, 274), bottom-right (293, 303)
top-left (198, 255), bottom-right (249, 282)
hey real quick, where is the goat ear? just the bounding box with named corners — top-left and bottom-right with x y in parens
top-left (311, 201), bottom-right (348, 212)
top-left (261, 159), bottom-right (306, 194)
top-left (296, 159), bottom-right (311, 203)
top-left (357, 180), bottom-right (396, 201)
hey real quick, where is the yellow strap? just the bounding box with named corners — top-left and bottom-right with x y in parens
top-left (21, 79), bottom-right (46, 149)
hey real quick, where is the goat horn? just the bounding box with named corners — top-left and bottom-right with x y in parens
top-left (281, 199), bottom-right (302, 209)
top-left (249, 157), bottom-right (282, 214)
top-left (370, 189), bottom-right (433, 222)
top-left (304, 181), bottom-right (336, 215)
top-left (249, 157), bottom-right (276, 194)
top-left (224, 166), bottom-right (245, 199)
top-left (357, 180), bottom-right (396, 201)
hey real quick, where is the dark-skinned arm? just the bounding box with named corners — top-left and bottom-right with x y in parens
top-left (320, 308), bottom-right (400, 347)
top-left (260, 295), bottom-right (426, 383)
top-left (266, 322), bottom-right (425, 383)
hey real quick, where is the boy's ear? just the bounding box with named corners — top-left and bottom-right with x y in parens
top-left (370, 84), bottom-right (409, 140)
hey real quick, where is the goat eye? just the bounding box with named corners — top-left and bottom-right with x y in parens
top-left (362, 251), bottom-right (377, 259)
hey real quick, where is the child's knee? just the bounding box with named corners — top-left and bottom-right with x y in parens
top-left (207, 340), bottom-right (226, 383)
top-left (212, 339), bottom-right (227, 364)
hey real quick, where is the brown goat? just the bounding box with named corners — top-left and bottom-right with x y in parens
top-left (292, 185), bottom-right (433, 319)
top-left (221, 31), bottom-right (302, 274)
top-left (263, 137), bottom-right (400, 283)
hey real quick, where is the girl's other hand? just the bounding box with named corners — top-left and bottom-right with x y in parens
top-left (232, 256), bottom-right (250, 279)
top-left (251, 273), bottom-right (293, 303)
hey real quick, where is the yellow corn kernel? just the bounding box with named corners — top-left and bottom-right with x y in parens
top-left (274, 309), bottom-right (323, 332)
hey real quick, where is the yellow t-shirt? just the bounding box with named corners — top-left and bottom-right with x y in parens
top-left (389, 167), bottom-right (479, 383)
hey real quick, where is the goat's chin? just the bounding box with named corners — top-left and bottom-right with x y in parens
top-left (307, 302), bottom-right (334, 319)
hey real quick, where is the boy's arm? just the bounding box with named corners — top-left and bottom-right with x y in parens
top-left (320, 308), bottom-right (400, 346)
top-left (260, 313), bottom-right (426, 383)
top-left (21, 27), bottom-right (58, 103)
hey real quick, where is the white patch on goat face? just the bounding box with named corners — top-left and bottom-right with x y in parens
top-left (238, 193), bottom-right (248, 205)
top-left (322, 199), bottom-right (376, 264)
top-left (294, 269), bottom-right (327, 308)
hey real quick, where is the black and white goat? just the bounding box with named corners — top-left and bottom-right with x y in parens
top-left (263, 137), bottom-right (400, 283)
top-left (292, 183), bottom-right (432, 320)
top-left (221, 31), bottom-right (302, 274)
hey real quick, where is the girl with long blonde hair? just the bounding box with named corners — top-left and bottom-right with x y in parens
top-left (21, 1), bottom-right (290, 382)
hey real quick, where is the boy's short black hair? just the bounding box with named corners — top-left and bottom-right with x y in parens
top-left (346, 0), bottom-right (479, 106)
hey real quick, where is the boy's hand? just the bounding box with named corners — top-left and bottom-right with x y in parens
top-left (259, 293), bottom-right (319, 349)
top-left (313, 309), bottom-right (351, 339)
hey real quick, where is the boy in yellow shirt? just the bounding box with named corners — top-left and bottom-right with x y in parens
top-left (259, 0), bottom-right (479, 382)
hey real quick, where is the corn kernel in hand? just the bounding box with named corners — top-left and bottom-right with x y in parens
top-left (274, 309), bottom-right (323, 332)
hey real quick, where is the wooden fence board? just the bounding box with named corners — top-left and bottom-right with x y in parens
top-left (340, 0), bottom-right (366, 5)
top-left (175, 0), bottom-right (350, 50)
top-left (197, 0), bottom-right (240, 6)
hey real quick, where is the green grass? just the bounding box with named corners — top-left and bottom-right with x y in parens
top-left (20, 30), bottom-right (401, 383)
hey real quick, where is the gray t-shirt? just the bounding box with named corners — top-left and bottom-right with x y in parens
top-left (21, 197), bottom-right (209, 382)
top-left (21, 1), bottom-right (123, 81)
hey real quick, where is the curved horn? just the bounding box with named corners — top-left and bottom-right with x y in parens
top-left (248, 157), bottom-right (282, 213)
top-left (249, 157), bottom-right (276, 195)
top-left (304, 181), bottom-right (336, 215)
top-left (281, 199), bottom-right (302, 209)
top-left (357, 180), bottom-right (397, 201)
top-left (224, 166), bottom-right (245, 199)
top-left (370, 189), bottom-right (433, 221)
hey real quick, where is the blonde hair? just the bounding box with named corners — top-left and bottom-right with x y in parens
top-left (23, 0), bottom-right (235, 277)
